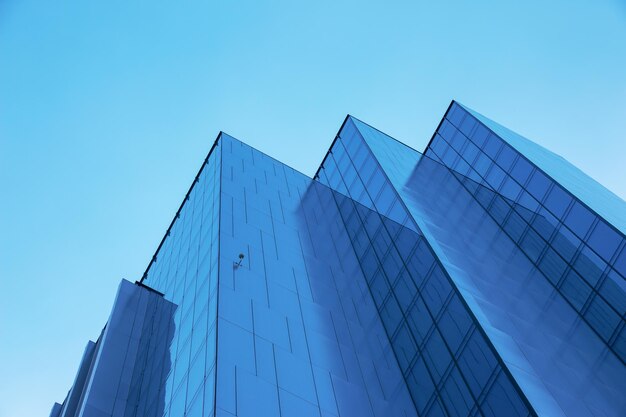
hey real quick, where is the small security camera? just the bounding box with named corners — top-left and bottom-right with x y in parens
top-left (234, 253), bottom-right (245, 269)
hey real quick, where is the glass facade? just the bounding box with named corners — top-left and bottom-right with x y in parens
top-left (213, 134), bottom-right (416, 417)
top-left (426, 102), bottom-right (626, 362)
top-left (52, 103), bottom-right (626, 417)
top-left (317, 118), bottom-right (534, 417)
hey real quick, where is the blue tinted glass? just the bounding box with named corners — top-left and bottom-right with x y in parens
top-left (55, 109), bottom-right (626, 417)
top-left (422, 105), bottom-right (626, 414)
top-left (552, 225), bottom-right (580, 262)
top-left (614, 247), bottom-right (626, 278)
top-left (561, 269), bottom-right (592, 311)
top-left (543, 184), bottom-right (572, 219)
top-left (474, 153), bottom-right (491, 177)
top-left (447, 103), bottom-right (465, 126)
top-left (564, 201), bottom-right (595, 239)
top-left (438, 295), bottom-right (472, 354)
top-left (441, 367), bottom-right (473, 417)
top-left (470, 124), bottom-right (490, 149)
top-left (486, 164), bottom-right (506, 190)
top-left (481, 373), bottom-right (528, 417)
top-left (462, 141), bottom-right (480, 165)
top-left (424, 330), bottom-right (452, 381)
top-left (585, 296), bottom-right (620, 342)
top-left (406, 356), bottom-right (435, 414)
top-left (504, 210), bottom-right (526, 242)
top-left (600, 271), bottom-right (626, 315)
top-left (526, 169), bottom-right (550, 202)
top-left (538, 248), bottom-right (567, 284)
top-left (483, 134), bottom-right (503, 159)
top-left (496, 144), bottom-right (517, 172)
top-left (573, 246), bottom-right (606, 287)
top-left (459, 114), bottom-right (477, 137)
top-left (516, 191), bottom-right (540, 218)
top-left (450, 130), bottom-right (467, 152)
top-left (588, 220), bottom-right (622, 263)
top-left (439, 119), bottom-right (455, 140)
top-left (500, 177), bottom-right (522, 202)
top-left (510, 157), bottom-right (532, 186)
top-left (522, 227), bottom-right (547, 262)
top-left (457, 330), bottom-right (496, 398)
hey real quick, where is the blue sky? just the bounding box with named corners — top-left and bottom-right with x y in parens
top-left (1, 1), bottom-right (625, 415)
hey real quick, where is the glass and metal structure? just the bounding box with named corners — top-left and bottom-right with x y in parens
top-left (51, 102), bottom-right (626, 417)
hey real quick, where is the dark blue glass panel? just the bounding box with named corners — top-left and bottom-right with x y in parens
top-left (406, 355), bottom-right (435, 414)
top-left (544, 184), bottom-right (572, 219)
top-left (573, 247), bottom-right (606, 287)
top-left (551, 225), bottom-right (580, 262)
top-left (561, 269), bottom-right (592, 311)
top-left (470, 124), bottom-right (490, 149)
top-left (483, 134), bottom-right (503, 159)
top-left (486, 163), bottom-right (506, 190)
top-left (474, 153), bottom-right (492, 178)
top-left (459, 113), bottom-right (477, 137)
top-left (510, 157), bottom-right (533, 186)
top-left (481, 372), bottom-right (528, 417)
top-left (500, 176), bottom-right (522, 202)
top-left (423, 330), bottom-right (452, 382)
top-left (526, 170), bottom-right (551, 202)
top-left (613, 247), bottom-right (626, 278)
top-left (538, 247), bottom-right (567, 284)
top-left (421, 109), bottom-right (626, 416)
top-left (535, 209), bottom-right (564, 249)
top-left (447, 103), bottom-right (465, 126)
top-left (584, 296), bottom-right (620, 342)
top-left (520, 228), bottom-right (546, 263)
top-left (441, 367), bottom-right (474, 417)
top-left (462, 141), bottom-right (480, 165)
top-left (438, 295), bottom-right (473, 355)
top-left (457, 330), bottom-right (497, 399)
top-left (496, 144), bottom-right (517, 172)
top-left (614, 328), bottom-right (626, 359)
top-left (588, 220), bottom-right (622, 263)
top-left (599, 271), bottom-right (626, 315)
top-left (564, 201), bottom-right (595, 239)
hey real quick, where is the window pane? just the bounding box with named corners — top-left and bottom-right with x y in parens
top-left (588, 221), bottom-right (622, 263)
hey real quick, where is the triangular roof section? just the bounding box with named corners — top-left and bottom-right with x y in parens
top-left (458, 102), bottom-right (626, 236)
top-left (348, 115), bottom-right (422, 191)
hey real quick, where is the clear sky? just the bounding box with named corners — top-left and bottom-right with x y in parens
top-left (1, 1), bottom-right (625, 415)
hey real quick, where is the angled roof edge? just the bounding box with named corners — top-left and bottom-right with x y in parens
top-left (348, 115), bottom-right (424, 156)
top-left (458, 102), bottom-right (626, 235)
top-left (140, 132), bottom-right (223, 282)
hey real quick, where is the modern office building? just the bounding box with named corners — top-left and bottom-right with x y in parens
top-left (50, 102), bottom-right (626, 417)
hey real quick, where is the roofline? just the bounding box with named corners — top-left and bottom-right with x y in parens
top-left (424, 99), bottom-right (456, 153)
top-left (314, 114), bottom-right (352, 180)
top-left (140, 104), bottom-right (458, 283)
top-left (348, 114), bottom-right (424, 156)
top-left (139, 132), bottom-right (223, 283)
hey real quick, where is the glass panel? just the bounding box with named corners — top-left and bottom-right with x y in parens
top-left (588, 221), bottom-right (621, 263)
top-left (544, 184), bottom-right (572, 219)
top-left (564, 201), bottom-right (595, 239)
